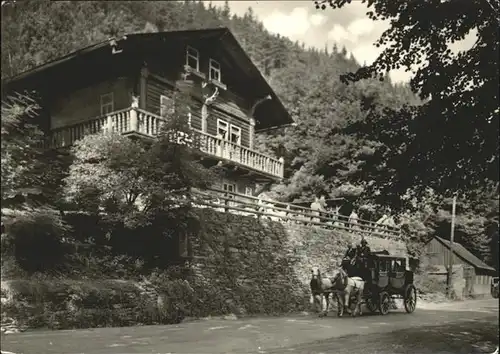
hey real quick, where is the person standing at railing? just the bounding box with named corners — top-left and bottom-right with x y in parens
top-left (348, 208), bottom-right (359, 231)
top-left (332, 206), bottom-right (341, 227)
top-left (383, 215), bottom-right (396, 236)
top-left (375, 213), bottom-right (388, 235)
top-left (319, 195), bottom-right (328, 222)
top-left (310, 197), bottom-right (322, 223)
top-left (285, 204), bottom-right (294, 224)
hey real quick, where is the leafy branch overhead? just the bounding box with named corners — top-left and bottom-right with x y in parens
top-left (315, 0), bottom-right (499, 199)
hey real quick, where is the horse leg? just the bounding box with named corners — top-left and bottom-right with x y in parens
top-left (353, 289), bottom-right (363, 317)
top-left (324, 293), bottom-right (330, 316)
top-left (316, 294), bottom-right (325, 317)
top-left (315, 295), bottom-right (323, 315)
top-left (336, 292), bottom-right (344, 317)
top-left (344, 291), bottom-right (351, 314)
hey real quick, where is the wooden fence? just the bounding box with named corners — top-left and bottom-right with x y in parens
top-left (190, 188), bottom-right (402, 239)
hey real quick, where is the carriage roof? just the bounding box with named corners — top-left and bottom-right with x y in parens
top-left (371, 254), bottom-right (407, 261)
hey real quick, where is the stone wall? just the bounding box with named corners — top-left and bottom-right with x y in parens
top-left (1, 208), bottom-right (410, 331)
top-left (284, 223), bottom-right (408, 286)
top-left (187, 209), bottom-right (408, 316)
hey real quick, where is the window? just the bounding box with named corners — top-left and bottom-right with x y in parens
top-left (100, 93), bottom-right (114, 115)
top-left (223, 183), bottom-right (236, 193)
top-left (209, 59), bottom-right (221, 82)
top-left (379, 260), bottom-right (388, 272)
top-left (245, 187), bottom-right (253, 196)
top-left (230, 125), bottom-right (241, 145)
top-left (160, 95), bottom-right (175, 117)
top-left (217, 119), bottom-right (229, 140)
top-left (223, 182), bottom-right (236, 201)
top-left (393, 260), bottom-right (403, 272)
top-left (186, 46), bottom-right (199, 71)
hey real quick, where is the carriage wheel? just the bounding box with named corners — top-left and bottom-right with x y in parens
top-left (366, 298), bottom-right (378, 313)
top-left (404, 284), bottom-right (417, 313)
top-left (378, 292), bottom-right (391, 315)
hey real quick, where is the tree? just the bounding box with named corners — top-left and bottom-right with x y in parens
top-left (0, 92), bottom-right (62, 208)
top-left (63, 92), bottom-right (217, 227)
top-left (316, 0), bottom-right (499, 200)
top-left (1, 92), bottom-right (70, 274)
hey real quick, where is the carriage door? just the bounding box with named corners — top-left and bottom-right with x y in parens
top-left (390, 260), bottom-right (405, 289)
top-left (378, 260), bottom-right (389, 288)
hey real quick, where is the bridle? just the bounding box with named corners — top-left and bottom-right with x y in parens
top-left (332, 268), bottom-right (349, 290)
top-left (311, 268), bottom-right (321, 280)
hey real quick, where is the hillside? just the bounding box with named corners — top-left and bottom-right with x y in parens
top-left (1, 0), bottom-right (497, 268)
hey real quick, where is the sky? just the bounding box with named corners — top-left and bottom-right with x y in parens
top-left (208, 1), bottom-right (477, 84)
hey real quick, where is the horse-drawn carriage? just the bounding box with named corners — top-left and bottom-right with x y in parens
top-left (310, 253), bottom-right (417, 317)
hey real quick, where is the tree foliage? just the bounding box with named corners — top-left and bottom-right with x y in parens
top-left (63, 92), bottom-right (217, 227)
top-left (315, 0), bottom-right (499, 200)
top-left (1, 92), bottom-right (67, 209)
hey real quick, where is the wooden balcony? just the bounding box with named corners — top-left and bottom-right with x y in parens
top-left (49, 108), bottom-right (284, 179)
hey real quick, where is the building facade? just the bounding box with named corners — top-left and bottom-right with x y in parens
top-left (3, 28), bottom-right (293, 197)
top-left (421, 236), bottom-right (497, 298)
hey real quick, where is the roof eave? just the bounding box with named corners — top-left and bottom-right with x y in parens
top-left (3, 38), bottom-right (117, 87)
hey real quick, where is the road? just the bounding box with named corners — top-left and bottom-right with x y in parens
top-left (1, 299), bottom-right (498, 354)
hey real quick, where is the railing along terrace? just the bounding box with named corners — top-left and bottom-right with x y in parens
top-left (49, 108), bottom-right (284, 178)
top-left (190, 188), bottom-right (402, 239)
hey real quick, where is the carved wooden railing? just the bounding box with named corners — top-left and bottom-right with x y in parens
top-left (49, 108), bottom-right (284, 178)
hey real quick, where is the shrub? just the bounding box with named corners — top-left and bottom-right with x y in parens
top-left (1, 275), bottom-right (195, 330)
top-left (3, 210), bottom-right (71, 274)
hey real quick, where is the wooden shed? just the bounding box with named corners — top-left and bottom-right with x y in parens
top-left (421, 236), bottom-right (497, 297)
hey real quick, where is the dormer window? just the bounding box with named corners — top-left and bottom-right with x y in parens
top-left (209, 59), bottom-right (221, 82)
top-left (186, 46), bottom-right (199, 71)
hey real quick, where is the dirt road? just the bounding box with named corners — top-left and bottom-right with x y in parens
top-left (1, 299), bottom-right (498, 354)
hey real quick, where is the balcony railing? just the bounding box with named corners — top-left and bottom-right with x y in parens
top-left (49, 108), bottom-right (284, 178)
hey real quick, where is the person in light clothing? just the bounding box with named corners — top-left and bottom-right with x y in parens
top-left (310, 197), bottom-right (322, 223)
top-left (348, 208), bottom-right (359, 230)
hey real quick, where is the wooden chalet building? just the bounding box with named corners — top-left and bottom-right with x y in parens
top-left (3, 28), bottom-right (292, 197)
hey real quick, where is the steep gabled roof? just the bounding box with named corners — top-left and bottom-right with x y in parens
top-left (3, 28), bottom-right (293, 130)
top-left (434, 236), bottom-right (496, 272)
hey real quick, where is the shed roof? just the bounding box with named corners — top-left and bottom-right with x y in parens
top-left (434, 236), bottom-right (496, 272)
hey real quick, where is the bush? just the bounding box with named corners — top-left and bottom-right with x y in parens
top-left (415, 275), bottom-right (447, 295)
top-left (2, 210), bottom-right (71, 274)
top-left (1, 274), bottom-right (196, 330)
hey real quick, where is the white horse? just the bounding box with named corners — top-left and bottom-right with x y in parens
top-left (331, 267), bottom-right (365, 317)
top-left (309, 266), bottom-right (335, 317)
